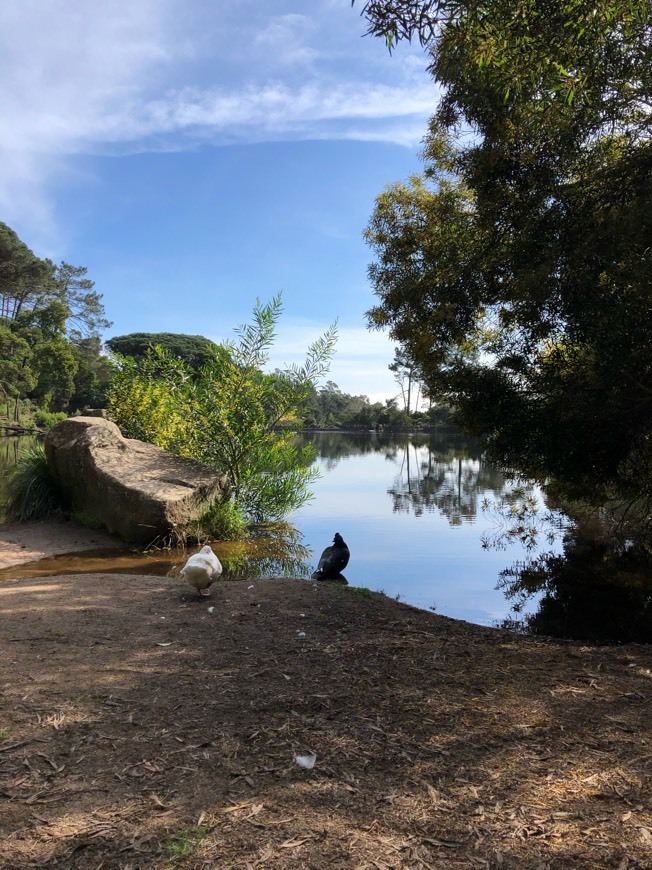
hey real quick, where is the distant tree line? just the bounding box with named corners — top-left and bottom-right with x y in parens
top-left (0, 218), bottom-right (451, 437)
top-left (105, 333), bottom-right (219, 371)
top-left (301, 380), bottom-right (453, 431)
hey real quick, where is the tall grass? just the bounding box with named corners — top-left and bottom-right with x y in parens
top-left (3, 443), bottom-right (64, 522)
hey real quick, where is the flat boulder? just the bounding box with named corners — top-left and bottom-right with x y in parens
top-left (45, 417), bottom-right (229, 545)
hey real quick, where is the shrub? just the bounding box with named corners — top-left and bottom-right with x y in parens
top-left (108, 295), bottom-right (337, 523)
top-left (33, 409), bottom-right (68, 431)
top-left (3, 443), bottom-right (64, 521)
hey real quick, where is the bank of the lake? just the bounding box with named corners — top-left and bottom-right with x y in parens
top-left (2, 429), bottom-right (557, 630)
top-left (3, 430), bottom-right (651, 644)
top-left (0, 518), bottom-right (126, 571)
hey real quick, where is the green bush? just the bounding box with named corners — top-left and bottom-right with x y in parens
top-left (191, 499), bottom-right (248, 541)
top-left (33, 409), bottom-right (68, 430)
top-left (108, 295), bottom-right (337, 523)
top-left (3, 443), bottom-right (64, 521)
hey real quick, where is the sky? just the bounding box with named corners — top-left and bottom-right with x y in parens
top-left (0, 1), bottom-right (439, 404)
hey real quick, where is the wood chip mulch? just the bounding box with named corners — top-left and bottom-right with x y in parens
top-left (0, 573), bottom-right (650, 868)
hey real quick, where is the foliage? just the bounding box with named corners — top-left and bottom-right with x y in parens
top-left (0, 222), bottom-right (111, 421)
top-left (105, 332), bottom-right (220, 371)
top-left (108, 295), bottom-right (338, 523)
top-left (389, 347), bottom-right (422, 414)
top-left (72, 510), bottom-right (105, 531)
top-left (32, 409), bottom-right (68, 430)
top-left (184, 499), bottom-right (249, 542)
top-left (105, 350), bottom-right (193, 450)
top-left (302, 380), bottom-right (428, 429)
top-left (0, 223), bottom-right (110, 338)
top-left (3, 443), bottom-right (64, 521)
top-left (0, 323), bottom-right (36, 421)
top-left (69, 337), bottom-right (116, 411)
top-left (362, 0), bottom-right (652, 528)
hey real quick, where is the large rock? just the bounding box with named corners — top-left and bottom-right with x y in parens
top-left (45, 417), bottom-right (229, 545)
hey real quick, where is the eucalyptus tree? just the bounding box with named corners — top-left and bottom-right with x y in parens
top-left (357, 0), bottom-right (652, 537)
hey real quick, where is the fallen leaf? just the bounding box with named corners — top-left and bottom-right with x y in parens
top-left (219, 801), bottom-right (252, 814)
top-left (279, 837), bottom-right (313, 848)
top-left (148, 793), bottom-right (171, 810)
top-left (422, 836), bottom-right (465, 849)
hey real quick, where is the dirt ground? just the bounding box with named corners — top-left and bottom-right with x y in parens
top-left (0, 520), bottom-right (125, 571)
top-left (0, 527), bottom-right (651, 868)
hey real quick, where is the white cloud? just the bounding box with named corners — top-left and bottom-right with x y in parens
top-left (253, 13), bottom-right (320, 66)
top-left (0, 1), bottom-right (435, 229)
top-left (108, 80), bottom-right (435, 147)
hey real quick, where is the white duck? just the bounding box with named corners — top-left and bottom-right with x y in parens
top-left (180, 545), bottom-right (223, 597)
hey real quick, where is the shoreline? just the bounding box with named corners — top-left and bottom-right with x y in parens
top-left (0, 518), bottom-right (126, 571)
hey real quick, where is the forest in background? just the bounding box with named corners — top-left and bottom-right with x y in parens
top-left (0, 220), bottom-right (447, 435)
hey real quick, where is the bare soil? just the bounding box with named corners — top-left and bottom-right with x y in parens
top-left (0, 520), bottom-right (125, 570)
top-left (0, 529), bottom-right (651, 868)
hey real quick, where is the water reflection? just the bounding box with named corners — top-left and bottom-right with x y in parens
top-left (1, 430), bottom-right (556, 628)
top-left (387, 447), bottom-right (508, 523)
top-left (0, 524), bottom-right (312, 583)
top-left (497, 534), bottom-right (652, 644)
top-left (4, 430), bottom-right (647, 642)
top-left (291, 431), bottom-right (558, 625)
top-left (305, 430), bottom-right (513, 525)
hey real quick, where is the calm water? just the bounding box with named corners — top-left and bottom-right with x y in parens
top-left (1, 430), bottom-right (564, 628)
top-left (291, 431), bottom-right (563, 625)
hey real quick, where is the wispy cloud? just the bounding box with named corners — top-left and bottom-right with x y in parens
top-left (0, 1), bottom-right (435, 231)
top-left (100, 80), bottom-right (436, 148)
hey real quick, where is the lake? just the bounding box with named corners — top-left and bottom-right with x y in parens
top-left (4, 429), bottom-right (651, 642)
top-left (1, 430), bottom-right (563, 628)
top-left (290, 430), bottom-right (564, 626)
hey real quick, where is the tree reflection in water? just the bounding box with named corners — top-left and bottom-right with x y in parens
top-left (4, 430), bottom-right (647, 642)
top-left (484, 494), bottom-right (652, 643)
top-left (376, 433), bottom-right (651, 644)
top-left (497, 534), bottom-right (652, 644)
top-left (218, 523), bottom-right (313, 581)
top-left (384, 433), bottom-right (510, 524)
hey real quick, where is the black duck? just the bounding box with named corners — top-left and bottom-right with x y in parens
top-left (311, 532), bottom-right (350, 580)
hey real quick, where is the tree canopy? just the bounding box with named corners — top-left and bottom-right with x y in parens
top-left (106, 332), bottom-right (220, 371)
top-left (0, 222), bottom-right (111, 423)
top-left (361, 0), bottom-right (652, 538)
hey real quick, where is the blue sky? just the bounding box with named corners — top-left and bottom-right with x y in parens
top-left (0, 1), bottom-right (438, 403)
